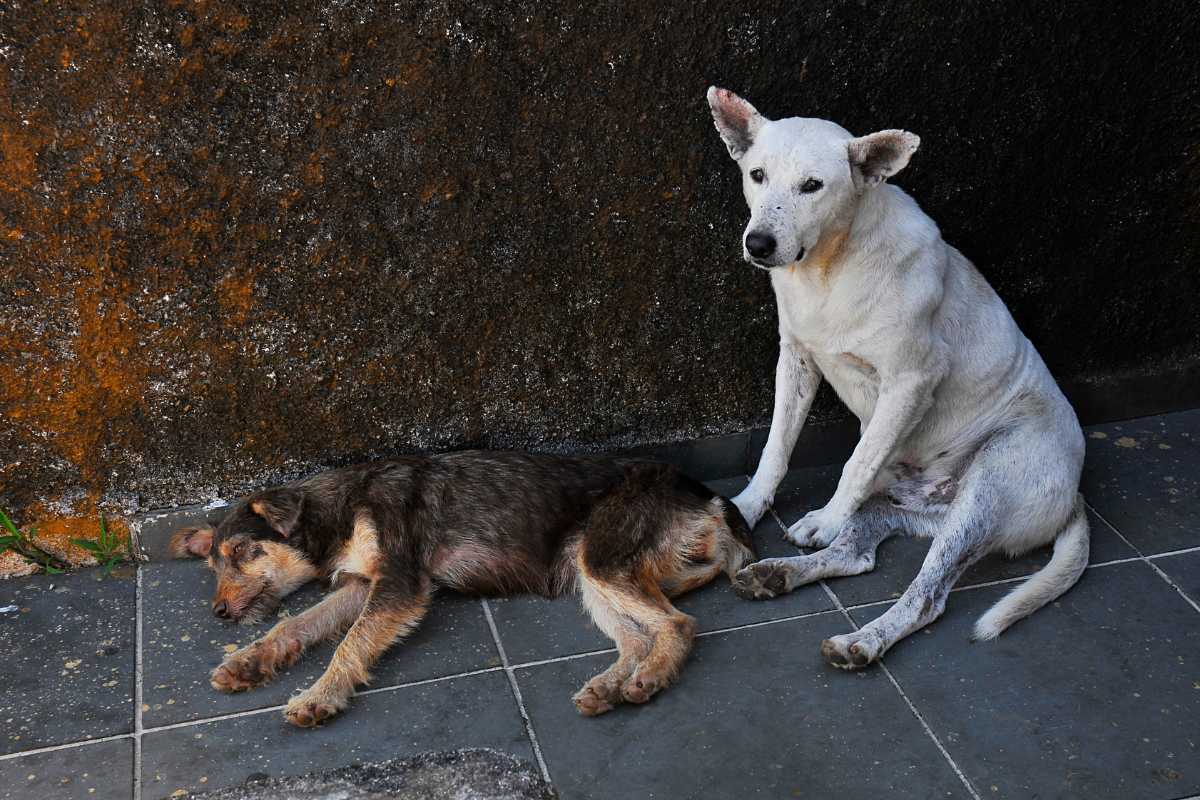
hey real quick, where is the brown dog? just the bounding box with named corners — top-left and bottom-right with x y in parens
top-left (169, 451), bottom-right (755, 726)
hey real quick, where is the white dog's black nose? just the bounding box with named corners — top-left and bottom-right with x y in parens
top-left (745, 231), bottom-right (776, 259)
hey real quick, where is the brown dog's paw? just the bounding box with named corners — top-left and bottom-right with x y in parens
top-left (620, 669), bottom-right (665, 705)
top-left (210, 642), bottom-right (267, 692)
top-left (210, 637), bottom-right (303, 693)
top-left (284, 689), bottom-right (346, 728)
top-left (573, 680), bottom-right (622, 717)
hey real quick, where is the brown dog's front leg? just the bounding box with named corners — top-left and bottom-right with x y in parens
top-left (211, 577), bottom-right (370, 692)
top-left (284, 579), bottom-right (431, 727)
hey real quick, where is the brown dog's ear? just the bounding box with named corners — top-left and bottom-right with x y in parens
top-left (707, 86), bottom-right (766, 160)
top-left (167, 525), bottom-right (215, 558)
top-left (249, 489), bottom-right (304, 537)
top-left (847, 129), bottom-right (920, 186)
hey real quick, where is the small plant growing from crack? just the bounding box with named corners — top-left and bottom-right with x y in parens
top-left (71, 515), bottom-right (129, 578)
top-left (0, 507), bottom-right (69, 574)
top-left (0, 509), bottom-right (132, 577)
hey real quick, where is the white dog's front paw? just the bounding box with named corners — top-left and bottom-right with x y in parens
top-left (731, 490), bottom-right (770, 530)
top-left (784, 506), bottom-right (847, 549)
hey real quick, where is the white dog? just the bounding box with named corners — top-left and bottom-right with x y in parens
top-left (707, 87), bottom-right (1089, 668)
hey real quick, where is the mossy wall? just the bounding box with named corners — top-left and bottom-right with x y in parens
top-left (2, 1), bottom-right (1198, 527)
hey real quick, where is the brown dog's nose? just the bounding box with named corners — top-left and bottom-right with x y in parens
top-left (213, 600), bottom-right (231, 619)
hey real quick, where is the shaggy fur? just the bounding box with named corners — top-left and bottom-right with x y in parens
top-left (170, 452), bottom-right (754, 726)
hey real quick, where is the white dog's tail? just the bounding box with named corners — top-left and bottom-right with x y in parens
top-left (972, 494), bottom-right (1090, 641)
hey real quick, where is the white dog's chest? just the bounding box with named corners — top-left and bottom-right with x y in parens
top-left (771, 272), bottom-right (884, 420)
top-left (811, 350), bottom-right (882, 422)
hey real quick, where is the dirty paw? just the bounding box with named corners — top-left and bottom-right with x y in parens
top-left (210, 643), bottom-right (268, 692)
top-left (573, 680), bottom-right (623, 717)
top-left (820, 631), bottom-right (883, 670)
top-left (284, 689), bottom-right (346, 727)
top-left (733, 560), bottom-right (792, 600)
top-left (621, 669), bottom-right (665, 705)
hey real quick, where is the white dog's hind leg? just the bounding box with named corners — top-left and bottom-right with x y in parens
top-left (820, 506), bottom-right (990, 668)
top-left (819, 422), bottom-right (1085, 668)
top-left (732, 500), bottom-right (910, 600)
top-left (819, 433), bottom-right (1018, 668)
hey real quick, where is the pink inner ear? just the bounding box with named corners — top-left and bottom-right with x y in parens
top-left (187, 529), bottom-right (214, 557)
top-left (716, 89), bottom-right (751, 128)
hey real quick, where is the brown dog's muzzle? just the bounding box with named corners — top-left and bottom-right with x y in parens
top-left (211, 575), bottom-right (267, 622)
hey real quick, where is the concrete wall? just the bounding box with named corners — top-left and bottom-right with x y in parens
top-left (2, 0), bottom-right (1198, 528)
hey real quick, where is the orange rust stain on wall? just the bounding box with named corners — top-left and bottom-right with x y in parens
top-left (0, 127), bottom-right (43, 192)
top-left (34, 514), bottom-right (131, 564)
top-left (0, 225), bottom-right (151, 508)
top-left (303, 151), bottom-right (325, 186)
top-left (217, 269), bottom-right (257, 325)
top-left (418, 176), bottom-right (459, 204)
top-left (57, 276), bottom-right (147, 466)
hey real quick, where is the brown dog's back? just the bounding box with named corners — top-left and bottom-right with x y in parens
top-left (171, 451), bottom-right (756, 722)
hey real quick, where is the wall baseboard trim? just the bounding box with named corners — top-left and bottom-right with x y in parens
top-left (635, 359), bottom-right (1200, 481)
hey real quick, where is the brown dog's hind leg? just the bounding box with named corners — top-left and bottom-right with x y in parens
top-left (211, 577), bottom-right (370, 693)
top-left (573, 627), bottom-right (650, 716)
top-left (575, 560), bottom-right (696, 714)
top-left (574, 566), bottom-right (654, 716)
top-left (620, 577), bottom-right (695, 704)
top-left (284, 577), bottom-right (431, 727)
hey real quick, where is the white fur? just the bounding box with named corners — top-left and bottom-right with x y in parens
top-left (708, 87), bottom-right (1089, 661)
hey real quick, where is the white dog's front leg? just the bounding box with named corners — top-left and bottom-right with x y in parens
top-left (787, 372), bottom-right (936, 547)
top-left (734, 343), bottom-right (821, 528)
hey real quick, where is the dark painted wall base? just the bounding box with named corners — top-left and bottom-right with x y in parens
top-left (637, 360), bottom-right (1200, 482)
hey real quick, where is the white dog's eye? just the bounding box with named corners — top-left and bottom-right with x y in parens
top-left (749, 168), bottom-right (765, 183)
top-left (800, 178), bottom-right (823, 193)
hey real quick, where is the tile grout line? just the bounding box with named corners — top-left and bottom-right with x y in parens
top-left (696, 605), bottom-right (853, 639)
top-left (480, 599), bottom-right (552, 786)
top-left (1085, 501), bottom-right (1200, 615)
top-left (1145, 543), bottom-right (1200, 560)
top-left (765, 505), bottom-right (981, 800)
top-left (0, 733), bottom-right (135, 762)
top-left (511, 648), bottom-right (617, 671)
top-left (355, 665), bottom-right (505, 699)
top-left (140, 666), bottom-right (509, 735)
top-left (0, 666), bottom-right (512, 762)
top-left (820, 581), bottom-right (984, 800)
top-left (133, 565), bottom-right (145, 800)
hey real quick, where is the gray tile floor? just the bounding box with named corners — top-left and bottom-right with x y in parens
top-left (1, 409), bottom-right (1199, 800)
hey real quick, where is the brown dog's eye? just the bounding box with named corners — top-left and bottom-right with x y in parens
top-left (800, 178), bottom-right (823, 193)
top-left (749, 168), bottom-right (765, 183)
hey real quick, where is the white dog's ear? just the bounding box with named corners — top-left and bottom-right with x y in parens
top-left (847, 130), bottom-right (920, 186)
top-left (706, 87), bottom-right (765, 159)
